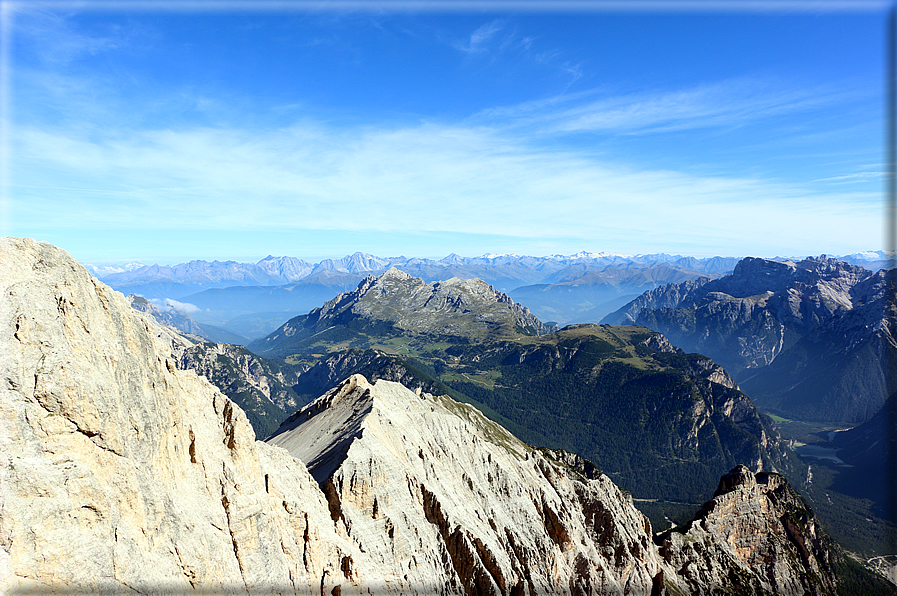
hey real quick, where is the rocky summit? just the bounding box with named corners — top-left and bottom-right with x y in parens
top-left (0, 238), bottom-right (877, 594)
top-left (250, 268), bottom-right (555, 358)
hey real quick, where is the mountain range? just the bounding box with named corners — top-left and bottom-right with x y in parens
top-left (603, 256), bottom-right (896, 425)
top-left (4, 237), bottom-right (891, 594)
top-left (89, 250), bottom-right (890, 341)
top-left (91, 252), bottom-right (743, 337)
top-left (220, 267), bottom-right (800, 513)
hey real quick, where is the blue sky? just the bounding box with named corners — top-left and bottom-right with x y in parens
top-left (0, 0), bottom-right (889, 264)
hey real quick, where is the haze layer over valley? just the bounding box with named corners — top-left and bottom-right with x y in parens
top-left (88, 250), bottom-right (887, 343)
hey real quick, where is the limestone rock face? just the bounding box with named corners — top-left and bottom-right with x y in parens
top-left (661, 466), bottom-right (839, 596)
top-left (608, 256), bottom-right (878, 368)
top-left (0, 238), bottom-right (359, 594)
top-left (127, 294), bottom-right (302, 421)
top-left (269, 374), bottom-right (668, 595)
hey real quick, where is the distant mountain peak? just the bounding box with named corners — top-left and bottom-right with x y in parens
top-left (378, 266), bottom-right (413, 280)
top-left (250, 269), bottom-right (556, 357)
top-left (481, 252), bottom-right (520, 259)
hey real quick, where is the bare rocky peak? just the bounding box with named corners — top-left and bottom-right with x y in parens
top-left (662, 465), bottom-right (841, 595)
top-left (603, 277), bottom-right (713, 324)
top-left (308, 267), bottom-right (555, 338)
top-left (0, 238), bottom-right (853, 594)
top-left (612, 255), bottom-right (876, 326)
top-left (269, 374), bottom-right (669, 594)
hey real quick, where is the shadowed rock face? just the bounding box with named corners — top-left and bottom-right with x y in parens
top-left (1, 237), bottom-right (851, 595)
top-left (604, 256), bottom-right (895, 423)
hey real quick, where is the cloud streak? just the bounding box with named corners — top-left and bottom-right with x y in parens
top-left (10, 114), bottom-right (879, 257)
top-left (453, 19), bottom-right (505, 54)
top-left (476, 77), bottom-right (855, 135)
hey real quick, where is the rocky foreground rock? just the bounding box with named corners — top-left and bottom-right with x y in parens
top-left (0, 238), bottom-right (864, 594)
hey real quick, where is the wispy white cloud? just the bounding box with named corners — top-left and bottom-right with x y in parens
top-left (450, 19), bottom-right (583, 90)
top-left (13, 7), bottom-right (135, 66)
top-left (813, 171), bottom-right (883, 183)
top-left (10, 115), bottom-right (879, 257)
top-left (453, 19), bottom-right (505, 54)
top-left (150, 298), bottom-right (201, 313)
top-left (474, 77), bottom-right (861, 138)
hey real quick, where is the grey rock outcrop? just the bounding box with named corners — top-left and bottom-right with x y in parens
top-left (661, 466), bottom-right (840, 595)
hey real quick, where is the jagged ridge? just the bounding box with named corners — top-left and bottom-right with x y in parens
top-left (603, 256), bottom-right (896, 423)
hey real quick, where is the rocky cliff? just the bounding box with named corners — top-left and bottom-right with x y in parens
top-left (1, 237), bottom-right (363, 594)
top-left (603, 256), bottom-right (895, 424)
top-left (0, 238), bottom-right (872, 594)
top-left (127, 295), bottom-right (302, 439)
top-left (174, 340), bottom-right (302, 439)
top-left (660, 465), bottom-right (842, 595)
